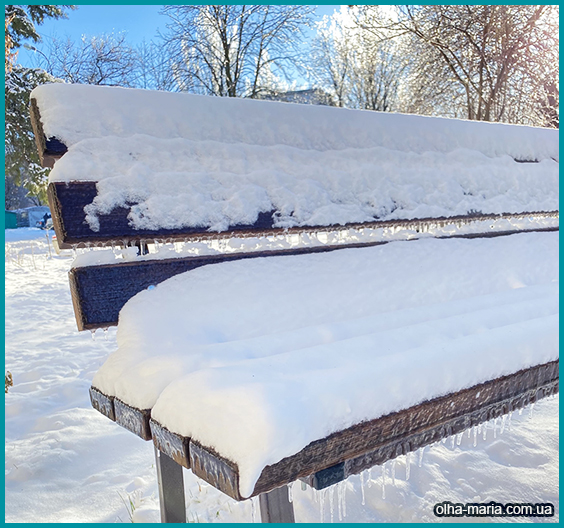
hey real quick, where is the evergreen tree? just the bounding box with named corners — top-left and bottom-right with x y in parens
top-left (5, 5), bottom-right (73, 206)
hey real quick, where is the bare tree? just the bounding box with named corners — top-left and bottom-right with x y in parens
top-left (36, 32), bottom-right (138, 86)
top-left (311, 7), bottom-right (408, 112)
top-left (135, 39), bottom-right (177, 91)
top-left (357, 5), bottom-right (559, 126)
top-left (310, 11), bottom-right (353, 108)
top-left (161, 5), bottom-right (314, 98)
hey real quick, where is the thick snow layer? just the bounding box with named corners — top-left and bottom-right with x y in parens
top-left (90, 231), bottom-right (559, 497)
top-left (32, 84), bottom-right (558, 231)
top-left (5, 228), bottom-right (559, 522)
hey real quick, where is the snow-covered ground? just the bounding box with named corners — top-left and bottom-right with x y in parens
top-left (5, 228), bottom-right (559, 523)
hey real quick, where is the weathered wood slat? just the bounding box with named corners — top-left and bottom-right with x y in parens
top-left (48, 181), bottom-right (277, 248)
top-left (113, 398), bottom-right (152, 441)
top-left (29, 99), bottom-right (67, 168)
top-left (153, 360), bottom-right (558, 500)
top-left (309, 376), bottom-right (558, 490)
top-left (89, 387), bottom-right (115, 421)
top-left (69, 221), bottom-right (558, 332)
top-left (47, 181), bottom-right (558, 248)
top-left (150, 420), bottom-right (191, 469)
top-left (70, 245), bottom-right (371, 331)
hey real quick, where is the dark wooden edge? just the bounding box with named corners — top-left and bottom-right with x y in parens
top-left (180, 360), bottom-right (558, 500)
top-left (309, 377), bottom-right (559, 490)
top-left (29, 98), bottom-right (67, 168)
top-left (48, 180), bottom-right (558, 248)
top-left (189, 441), bottom-right (242, 501)
top-left (89, 386), bottom-right (115, 421)
top-left (68, 269), bottom-right (89, 332)
top-left (150, 419), bottom-right (191, 469)
top-left (113, 398), bottom-right (152, 441)
top-left (69, 221), bottom-right (559, 332)
top-left (47, 182), bottom-right (69, 246)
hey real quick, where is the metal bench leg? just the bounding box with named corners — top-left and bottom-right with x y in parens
top-left (154, 445), bottom-right (186, 523)
top-left (259, 485), bottom-right (295, 523)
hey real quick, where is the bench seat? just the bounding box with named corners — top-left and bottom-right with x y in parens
top-left (90, 231), bottom-right (558, 499)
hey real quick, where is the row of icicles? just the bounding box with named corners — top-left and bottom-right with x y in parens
top-left (245, 399), bottom-right (546, 523)
top-left (68, 212), bottom-right (539, 263)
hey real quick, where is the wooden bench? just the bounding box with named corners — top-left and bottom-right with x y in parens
top-left (31, 84), bottom-right (559, 523)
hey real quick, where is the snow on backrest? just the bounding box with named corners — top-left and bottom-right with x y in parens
top-left (32, 83), bottom-right (558, 231)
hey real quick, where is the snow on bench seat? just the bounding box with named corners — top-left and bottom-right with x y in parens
top-left (31, 83), bottom-right (558, 241)
top-left (91, 231), bottom-right (558, 498)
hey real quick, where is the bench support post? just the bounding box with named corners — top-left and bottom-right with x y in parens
top-left (259, 485), bottom-right (295, 523)
top-left (154, 445), bottom-right (186, 523)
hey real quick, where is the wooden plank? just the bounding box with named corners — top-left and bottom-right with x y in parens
top-left (89, 387), bottom-right (115, 421)
top-left (185, 360), bottom-right (558, 500)
top-left (150, 419), bottom-right (191, 469)
top-left (48, 181), bottom-right (277, 248)
top-left (69, 221), bottom-right (558, 331)
top-left (308, 376), bottom-right (558, 490)
top-left (29, 98), bottom-right (67, 168)
top-left (69, 243), bottom-right (386, 331)
top-left (113, 398), bottom-right (152, 441)
top-left (190, 441), bottom-right (241, 500)
top-left (47, 181), bottom-right (558, 248)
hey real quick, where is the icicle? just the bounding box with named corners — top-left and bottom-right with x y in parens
top-left (473, 426), bottom-right (478, 447)
top-left (482, 423), bottom-right (487, 441)
top-left (450, 436), bottom-right (455, 449)
top-left (360, 470), bottom-right (366, 506)
top-left (250, 497), bottom-right (257, 523)
top-left (500, 415), bottom-right (507, 435)
top-left (301, 481), bottom-right (307, 492)
top-left (418, 447), bottom-right (425, 466)
top-left (391, 459), bottom-right (396, 486)
top-left (328, 485), bottom-right (335, 523)
top-left (288, 482), bottom-right (293, 503)
top-left (368, 467), bottom-right (373, 488)
top-left (467, 428), bottom-right (471, 439)
top-left (507, 412), bottom-right (513, 432)
top-left (518, 408), bottom-right (523, 416)
top-left (381, 463), bottom-right (386, 500)
top-left (319, 489), bottom-right (325, 523)
top-left (405, 453), bottom-right (411, 481)
top-left (493, 418), bottom-right (498, 439)
top-left (529, 403), bottom-right (535, 419)
top-left (337, 482), bottom-right (343, 521)
top-left (456, 432), bottom-right (463, 446)
top-left (342, 482), bottom-right (347, 518)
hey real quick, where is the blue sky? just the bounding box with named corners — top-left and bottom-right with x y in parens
top-left (18, 4), bottom-right (341, 69)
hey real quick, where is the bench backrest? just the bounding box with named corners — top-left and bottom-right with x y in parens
top-left (30, 84), bottom-right (559, 331)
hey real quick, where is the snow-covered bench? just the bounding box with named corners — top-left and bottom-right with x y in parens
top-left (31, 84), bottom-right (559, 523)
